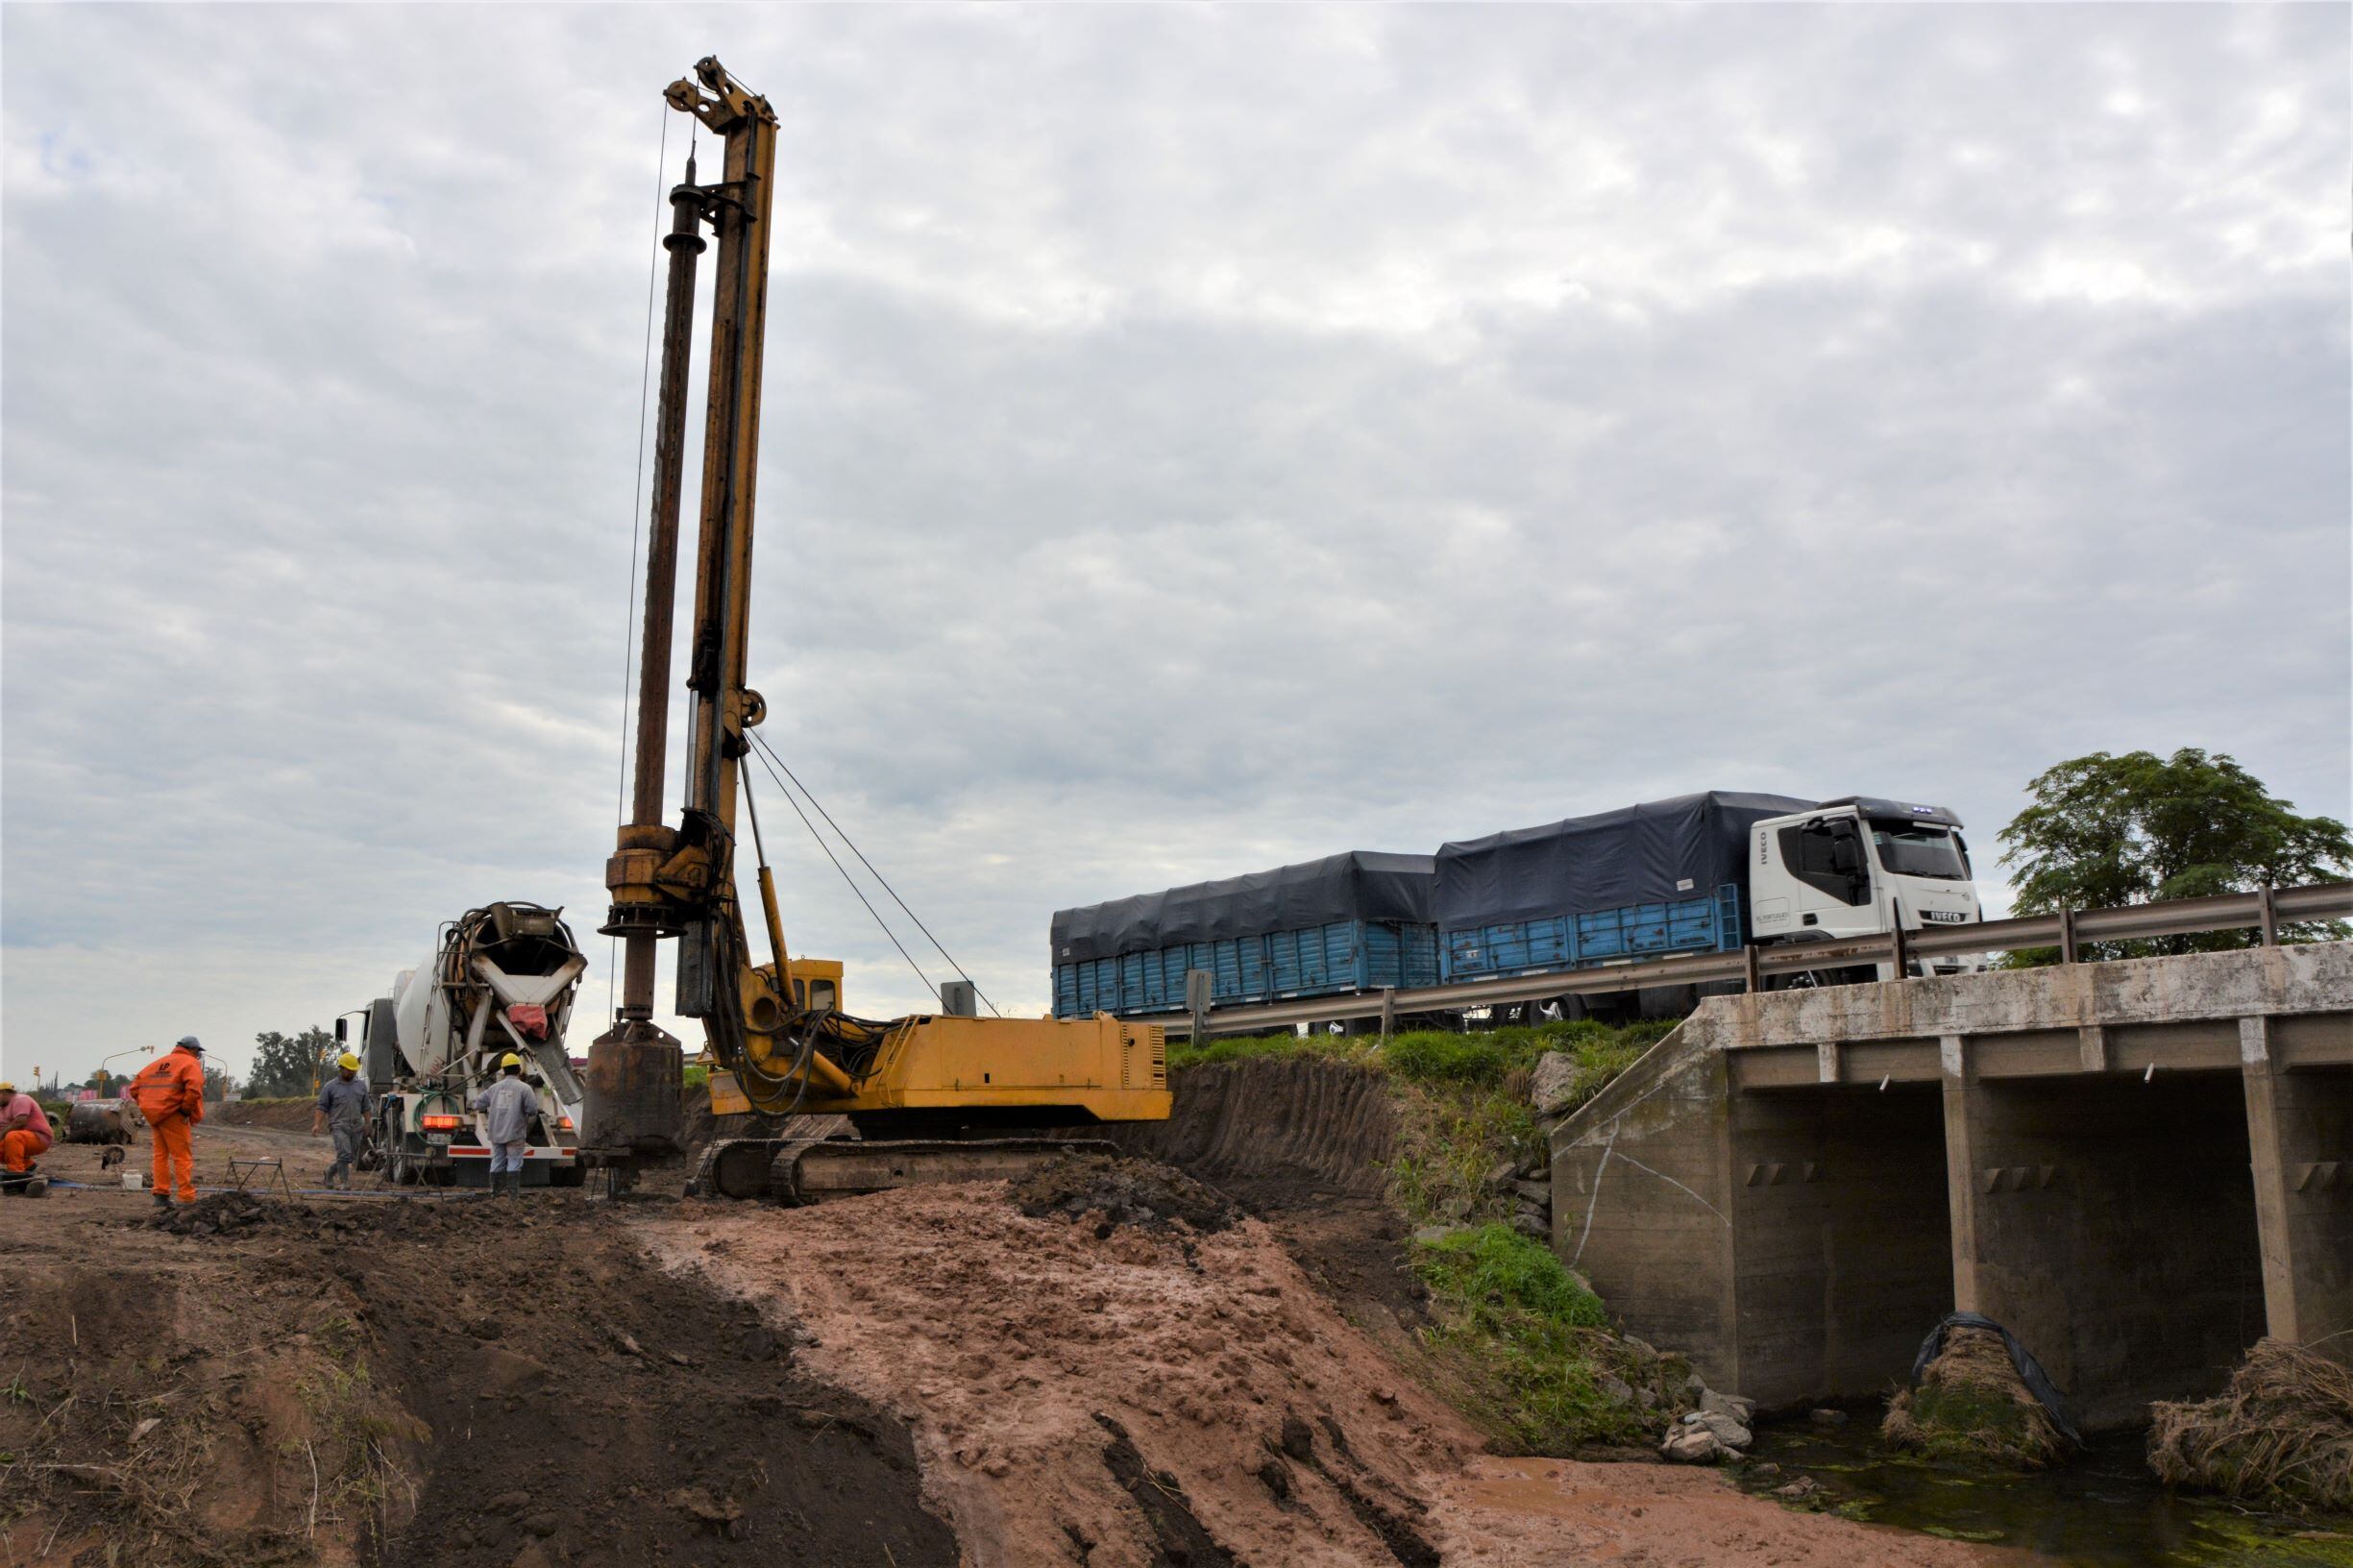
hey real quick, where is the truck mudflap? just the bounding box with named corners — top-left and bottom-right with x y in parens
top-left (691, 1137), bottom-right (1119, 1203)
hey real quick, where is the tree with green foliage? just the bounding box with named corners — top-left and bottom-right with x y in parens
top-left (243, 1026), bottom-right (336, 1098)
top-left (201, 1064), bottom-right (237, 1102)
top-left (1999, 748), bottom-right (2351, 962)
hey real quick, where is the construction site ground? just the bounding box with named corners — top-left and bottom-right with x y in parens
top-left (2, 1109), bottom-right (2012, 1567)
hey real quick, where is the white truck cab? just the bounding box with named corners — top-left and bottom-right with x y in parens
top-left (1750, 796), bottom-right (1983, 976)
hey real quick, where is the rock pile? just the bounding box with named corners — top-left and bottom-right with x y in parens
top-left (1481, 1156), bottom-right (1554, 1239)
top-left (1661, 1381), bottom-right (1758, 1463)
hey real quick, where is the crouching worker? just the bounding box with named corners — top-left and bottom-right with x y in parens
top-left (0, 1081), bottom-right (53, 1191)
top-left (128, 1036), bottom-right (207, 1207)
top-left (473, 1052), bottom-right (536, 1198)
top-left (313, 1053), bottom-right (370, 1189)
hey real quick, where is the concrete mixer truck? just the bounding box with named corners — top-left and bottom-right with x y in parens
top-left (340, 902), bottom-right (589, 1188)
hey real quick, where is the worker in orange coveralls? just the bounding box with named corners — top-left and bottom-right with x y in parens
top-left (128, 1036), bottom-right (208, 1207)
top-left (0, 1081), bottom-right (54, 1189)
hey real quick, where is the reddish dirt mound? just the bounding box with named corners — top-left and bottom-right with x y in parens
top-left (650, 1179), bottom-right (1472, 1568)
top-left (1115, 1057), bottom-right (1425, 1332)
top-left (649, 1179), bottom-right (2008, 1568)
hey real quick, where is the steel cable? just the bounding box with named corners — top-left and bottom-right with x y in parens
top-left (748, 732), bottom-right (1002, 1017)
top-left (607, 105), bottom-right (673, 1022)
top-left (747, 742), bottom-right (940, 1004)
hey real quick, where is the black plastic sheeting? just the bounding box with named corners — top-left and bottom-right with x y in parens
top-left (1051, 851), bottom-right (1435, 964)
top-left (1434, 791), bottom-right (1816, 929)
top-left (1908, 1311), bottom-right (2084, 1448)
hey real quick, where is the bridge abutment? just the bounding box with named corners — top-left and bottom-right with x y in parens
top-left (1554, 944), bottom-right (2353, 1425)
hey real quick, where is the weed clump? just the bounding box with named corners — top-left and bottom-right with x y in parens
top-left (2148, 1338), bottom-right (2353, 1513)
top-left (1882, 1326), bottom-right (2071, 1467)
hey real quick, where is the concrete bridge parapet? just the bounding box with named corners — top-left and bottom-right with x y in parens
top-left (1550, 943), bottom-right (2353, 1426)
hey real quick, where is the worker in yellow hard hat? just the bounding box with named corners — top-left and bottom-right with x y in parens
top-left (472, 1051), bottom-right (536, 1199)
top-left (312, 1051), bottom-right (371, 1190)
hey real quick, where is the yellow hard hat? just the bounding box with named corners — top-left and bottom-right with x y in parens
top-left (336, 1054), bottom-right (360, 1071)
top-left (0, 1081), bottom-right (14, 1093)
top-left (500, 1052), bottom-right (523, 1069)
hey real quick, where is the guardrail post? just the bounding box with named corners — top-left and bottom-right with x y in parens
top-left (2058, 907), bottom-right (2077, 965)
top-left (2258, 885), bottom-right (2278, 947)
top-left (1379, 987), bottom-right (1396, 1041)
top-left (1743, 943), bottom-right (1761, 993)
top-left (1889, 922), bottom-right (1909, 980)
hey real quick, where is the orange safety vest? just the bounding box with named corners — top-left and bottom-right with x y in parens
top-left (129, 1049), bottom-right (206, 1125)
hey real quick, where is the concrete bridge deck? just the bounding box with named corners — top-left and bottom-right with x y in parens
top-left (1549, 943), bottom-right (2353, 1427)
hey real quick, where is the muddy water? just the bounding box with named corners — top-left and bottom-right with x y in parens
top-left (1736, 1407), bottom-right (2353, 1567)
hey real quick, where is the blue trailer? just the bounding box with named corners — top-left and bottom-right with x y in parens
top-left (1435, 792), bottom-right (1815, 990)
top-left (1051, 851), bottom-right (1438, 1019)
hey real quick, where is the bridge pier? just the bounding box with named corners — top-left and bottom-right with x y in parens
top-left (1554, 944), bottom-right (2353, 1426)
top-left (2243, 1017), bottom-right (2353, 1349)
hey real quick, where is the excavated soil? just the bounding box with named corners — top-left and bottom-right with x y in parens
top-left (1112, 1056), bottom-right (1396, 1191)
top-left (649, 1177), bottom-right (1473, 1568)
top-left (1011, 1150), bottom-right (1238, 1235)
top-left (7, 1078), bottom-right (2019, 1568)
top-left (649, 1171), bottom-right (2010, 1568)
top-left (1108, 1057), bottom-right (1426, 1331)
top-left (1, 1159), bottom-right (954, 1568)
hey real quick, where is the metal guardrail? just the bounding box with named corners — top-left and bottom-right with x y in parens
top-left (1136, 881), bottom-right (2353, 1040)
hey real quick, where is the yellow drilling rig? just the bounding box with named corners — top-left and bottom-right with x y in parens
top-left (582, 59), bottom-right (1169, 1199)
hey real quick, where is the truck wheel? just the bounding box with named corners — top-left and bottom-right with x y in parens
top-left (390, 1150), bottom-right (420, 1187)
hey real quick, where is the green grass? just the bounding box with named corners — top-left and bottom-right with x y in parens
top-left (1164, 1030), bottom-right (1372, 1073)
top-left (1167, 1016), bottom-right (1671, 1084)
top-left (1409, 1222), bottom-right (1658, 1452)
top-left (1415, 1221), bottom-right (1607, 1327)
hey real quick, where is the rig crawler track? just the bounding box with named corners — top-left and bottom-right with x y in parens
top-left (693, 1137), bottom-right (1118, 1203)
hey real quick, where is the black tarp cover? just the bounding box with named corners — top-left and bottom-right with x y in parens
top-left (1052, 851), bottom-right (1435, 964)
top-left (1434, 791), bottom-right (1817, 929)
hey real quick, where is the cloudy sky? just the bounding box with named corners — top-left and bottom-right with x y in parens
top-left (4, 5), bottom-right (2346, 1089)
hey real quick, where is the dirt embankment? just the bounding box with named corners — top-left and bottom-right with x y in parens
top-left (1111, 1055), bottom-right (1395, 1193)
top-left (212, 1098), bottom-right (316, 1133)
top-left (650, 1155), bottom-right (2009, 1568)
top-left (1108, 1057), bottom-right (1425, 1333)
top-left (1, 1186), bottom-right (955, 1568)
top-left (651, 1164), bottom-right (1478, 1568)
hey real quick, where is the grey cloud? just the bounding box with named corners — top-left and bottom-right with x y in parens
top-left (4, 4), bottom-right (2343, 1083)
